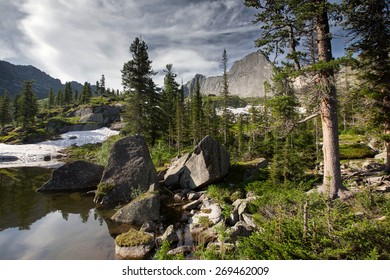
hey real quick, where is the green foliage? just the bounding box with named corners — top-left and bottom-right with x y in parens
top-left (339, 143), bottom-right (376, 159)
top-left (154, 240), bottom-right (185, 260)
top-left (149, 140), bottom-right (181, 169)
top-left (0, 90), bottom-right (13, 128)
top-left (95, 182), bottom-right (115, 200)
top-left (237, 181), bottom-right (390, 260)
top-left (19, 81), bottom-right (38, 128)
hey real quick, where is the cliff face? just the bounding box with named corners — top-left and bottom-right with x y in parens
top-left (184, 51), bottom-right (274, 98)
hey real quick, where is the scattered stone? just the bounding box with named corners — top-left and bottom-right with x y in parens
top-left (167, 245), bottom-right (192, 256)
top-left (111, 192), bottom-right (160, 226)
top-left (375, 216), bottom-right (387, 221)
top-left (206, 242), bottom-right (235, 252)
top-left (174, 193), bottom-right (185, 203)
top-left (37, 160), bottom-right (103, 192)
top-left (94, 135), bottom-right (159, 205)
top-left (182, 200), bottom-right (202, 211)
top-left (228, 221), bottom-right (255, 240)
top-left (187, 192), bottom-right (202, 201)
top-left (140, 221), bottom-right (158, 233)
top-left (156, 225), bottom-right (179, 245)
top-left (241, 213), bottom-right (257, 228)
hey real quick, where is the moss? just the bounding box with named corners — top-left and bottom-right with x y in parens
top-left (339, 143), bottom-right (376, 159)
top-left (95, 182), bottom-right (115, 199)
top-left (115, 229), bottom-right (153, 247)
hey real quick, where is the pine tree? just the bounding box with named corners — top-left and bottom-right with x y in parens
top-left (12, 94), bottom-right (21, 126)
top-left (121, 37), bottom-right (160, 145)
top-left (19, 81), bottom-right (38, 128)
top-left (221, 49), bottom-right (231, 146)
top-left (0, 90), bottom-right (12, 128)
top-left (191, 78), bottom-right (204, 146)
top-left (175, 84), bottom-right (185, 154)
top-left (63, 82), bottom-right (73, 105)
top-left (246, 0), bottom-right (348, 199)
top-left (80, 82), bottom-right (93, 104)
top-left (162, 64), bottom-right (180, 146)
top-left (342, 0), bottom-right (390, 173)
top-left (47, 88), bottom-right (54, 109)
top-left (99, 74), bottom-right (106, 96)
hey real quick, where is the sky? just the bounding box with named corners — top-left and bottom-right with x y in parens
top-left (0, 0), bottom-right (348, 90)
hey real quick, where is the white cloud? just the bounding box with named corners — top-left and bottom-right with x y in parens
top-left (2, 0), bottom-right (259, 89)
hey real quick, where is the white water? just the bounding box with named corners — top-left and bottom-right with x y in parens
top-left (0, 127), bottom-right (119, 168)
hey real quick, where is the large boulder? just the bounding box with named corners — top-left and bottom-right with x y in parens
top-left (111, 192), bottom-right (160, 225)
top-left (164, 135), bottom-right (230, 189)
top-left (94, 135), bottom-right (159, 205)
top-left (37, 160), bottom-right (104, 192)
top-left (115, 229), bottom-right (155, 260)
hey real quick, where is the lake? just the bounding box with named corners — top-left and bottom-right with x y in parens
top-left (0, 167), bottom-right (118, 260)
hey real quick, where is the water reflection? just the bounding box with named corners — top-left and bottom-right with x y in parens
top-left (0, 168), bottom-right (118, 259)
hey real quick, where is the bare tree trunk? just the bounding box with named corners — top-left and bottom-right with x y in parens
top-left (315, 0), bottom-right (349, 199)
top-left (384, 94), bottom-right (390, 173)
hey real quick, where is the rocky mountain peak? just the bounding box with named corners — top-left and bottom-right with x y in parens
top-left (184, 51), bottom-right (274, 98)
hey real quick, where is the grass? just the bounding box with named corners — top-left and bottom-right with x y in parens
top-left (339, 143), bottom-right (377, 160)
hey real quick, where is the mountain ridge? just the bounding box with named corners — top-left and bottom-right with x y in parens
top-left (0, 60), bottom-right (84, 99)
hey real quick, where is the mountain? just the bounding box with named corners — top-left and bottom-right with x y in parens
top-left (0, 60), bottom-right (84, 99)
top-left (184, 51), bottom-right (274, 98)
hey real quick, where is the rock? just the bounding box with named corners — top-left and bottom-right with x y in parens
top-left (184, 51), bottom-right (273, 98)
top-left (362, 160), bottom-right (384, 171)
top-left (207, 242), bottom-right (235, 252)
top-left (94, 135), bottom-right (159, 205)
top-left (79, 112), bottom-right (104, 124)
top-left (189, 200), bottom-right (222, 233)
top-left (187, 192), bottom-right (202, 201)
top-left (37, 160), bottom-right (103, 192)
top-left (110, 122), bottom-right (126, 131)
top-left (167, 245), bottom-right (192, 256)
top-left (241, 213), bottom-right (257, 228)
top-left (156, 225), bottom-right (179, 245)
top-left (238, 200), bottom-right (249, 216)
top-left (375, 152), bottom-right (386, 160)
top-left (182, 200), bottom-right (202, 211)
top-left (111, 192), bottom-right (160, 226)
top-left (115, 229), bottom-right (154, 259)
top-left (228, 221), bottom-right (255, 240)
top-left (140, 221), bottom-right (158, 233)
top-left (164, 135), bottom-right (230, 189)
top-left (174, 193), bottom-right (185, 203)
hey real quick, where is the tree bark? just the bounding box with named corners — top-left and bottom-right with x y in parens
top-left (315, 0), bottom-right (349, 199)
top-left (384, 94), bottom-right (390, 173)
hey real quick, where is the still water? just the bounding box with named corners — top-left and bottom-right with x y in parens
top-left (0, 167), bottom-right (117, 259)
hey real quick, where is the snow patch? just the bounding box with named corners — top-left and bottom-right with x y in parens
top-left (0, 127), bottom-right (119, 168)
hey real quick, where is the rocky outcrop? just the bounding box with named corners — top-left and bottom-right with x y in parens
top-left (115, 229), bottom-right (155, 260)
top-left (94, 135), bottom-right (159, 205)
top-left (111, 192), bottom-right (160, 225)
top-left (184, 51), bottom-right (273, 98)
top-left (70, 104), bottom-right (123, 127)
top-left (164, 135), bottom-right (230, 189)
top-left (37, 160), bottom-right (104, 192)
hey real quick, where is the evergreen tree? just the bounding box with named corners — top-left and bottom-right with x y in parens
top-left (99, 74), bottom-right (106, 96)
top-left (191, 78), bottom-right (204, 146)
top-left (175, 84), bottom-right (185, 154)
top-left (63, 82), bottom-right (73, 105)
top-left (220, 49), bottom-right (231, 146)
top-left (19, 81), bottom-right (38, 128)
top-left (47, 87), bottom-right (54, 110)
top-left (121, 37), bottom-right (159, 145)
top-left (0, 90), bottom-right (12, 128)
top-left (246, 0), bottom-right (348, 199)
top-left (80, 82), bottom-right (93, 104)
top-left (162, 64), bottom-right (180, 146)
top-left (12, 94), bottom-right (21, 125)
top-left (342, 0), bottom-right (390, 173)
